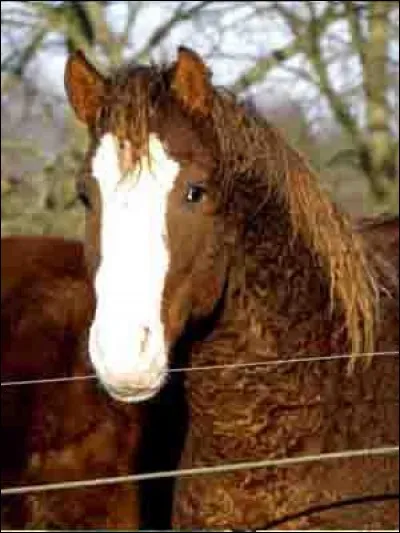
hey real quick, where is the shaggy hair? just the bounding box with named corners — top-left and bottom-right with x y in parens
top-left (91, 60), bottom-right (379, 365)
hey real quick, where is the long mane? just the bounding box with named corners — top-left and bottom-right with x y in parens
top-left (210, 93), bottom-right (380, 359)
top-left (92, 59), bottom-right (381, 360)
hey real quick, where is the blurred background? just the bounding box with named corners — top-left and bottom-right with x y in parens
top-left (1, 1), bottom-right (399, 239)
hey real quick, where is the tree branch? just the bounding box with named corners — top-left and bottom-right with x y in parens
top-left (1, 27), bottom-right (47, 77)
top-left (120, 2), bottom-right (143, 48)
top-left (135, 1), bottom-right (211, 62)
top-left (231, 3), bottom-right (343, 93)
top-left (345, 1), bottom-right (367, 69)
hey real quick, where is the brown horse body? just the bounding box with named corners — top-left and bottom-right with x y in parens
top-left (1, 236), bottom-right (143, 529)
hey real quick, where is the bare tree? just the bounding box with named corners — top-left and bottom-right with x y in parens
top-left (1, 1), bottom-right (215, 73)
top-left (358, 2), bottom-right (398, 199)
top-left (229, 1), bottom-right (399, 205)
top-left (1, 1), bottom-right (399, 212)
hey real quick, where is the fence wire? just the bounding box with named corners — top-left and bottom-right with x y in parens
top-left (1, 350), bottom-right (398, 388)
top-left (263, 492), bottom-right (400, 530)
top-left (2, 445), bottom-right (398, 496)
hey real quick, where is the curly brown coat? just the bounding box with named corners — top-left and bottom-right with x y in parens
top-left (63, 47), bottom-right (399, 529)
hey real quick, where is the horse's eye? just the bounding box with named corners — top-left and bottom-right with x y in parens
top-left (186, 183), bottom-right (206, 204)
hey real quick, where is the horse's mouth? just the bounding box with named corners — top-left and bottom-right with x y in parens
top-left (99, 371), bottom-right (168, 404)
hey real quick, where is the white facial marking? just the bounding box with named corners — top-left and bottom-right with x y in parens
top-left (89, 132), bottom-right (180, 402)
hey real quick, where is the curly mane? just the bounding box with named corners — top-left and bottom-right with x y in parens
top-left (210, 94), bottom-right (381, 361)
top-left (90, 58), bottom-right (380, 361)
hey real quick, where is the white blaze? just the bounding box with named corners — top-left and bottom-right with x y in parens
top-left (88, 133), bottom-right (180, 402)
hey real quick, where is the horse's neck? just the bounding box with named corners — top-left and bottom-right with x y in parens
top-left (212, 226), bottom-right (344, 363)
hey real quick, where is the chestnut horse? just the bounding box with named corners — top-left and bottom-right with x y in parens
top-left (45, 46), bottom-right (400, 529)
top-left (1, 236), bottom-right (145, 529)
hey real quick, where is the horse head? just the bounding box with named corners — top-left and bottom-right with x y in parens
top-left (65, 48), bottom-right (378, 403)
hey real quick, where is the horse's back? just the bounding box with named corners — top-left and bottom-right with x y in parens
top-left (1, 235), bottom-right (86, 300)
top-left (1, 235), bottom-right (93, 382)
top-left (357, 214), bottom-right (399, 266)
top-left (357, 213), bottom-right (399, 232)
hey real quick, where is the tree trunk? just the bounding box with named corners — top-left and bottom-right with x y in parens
top-left (361, 1), bottom-right (398, 201)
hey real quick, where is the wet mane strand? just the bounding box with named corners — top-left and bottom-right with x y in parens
top-left (92, 59), bottom-right (379, 360)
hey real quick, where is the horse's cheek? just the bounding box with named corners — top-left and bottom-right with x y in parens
top-left (192, 273), bottom-right (222, 317)
top-left (165, 280), bottom-right (192, 344)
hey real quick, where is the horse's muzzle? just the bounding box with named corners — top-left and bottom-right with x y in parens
top-left (99, 369), bottom-right (168, 403)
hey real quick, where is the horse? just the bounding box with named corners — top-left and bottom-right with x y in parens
top-left (1, 236), bottom-right (145, 529)
top-left (357, 214), bottom-right (399, 269)
top-left (62, 46), bottom-right (399, 529)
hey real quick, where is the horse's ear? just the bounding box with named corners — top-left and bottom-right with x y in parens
top-left (64, 50), bottom-right (106, 126)
top-left (171, 47), bottom-right (212, 117)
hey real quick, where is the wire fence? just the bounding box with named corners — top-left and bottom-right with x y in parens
top-left (1, 350), bottom-right (398, 388)
top-left (263, 492), bottom-right (400, 530)
top-left (2, 347), bottom-right (399, 528)
top-left (2, 445), bottom-right (398, 496)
